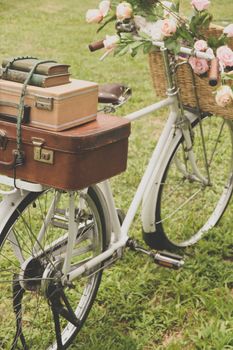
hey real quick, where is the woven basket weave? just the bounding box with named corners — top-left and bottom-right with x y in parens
top-left (149, 25), bottom-right (233, 119)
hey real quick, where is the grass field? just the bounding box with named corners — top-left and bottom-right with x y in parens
top-left (0, 0), bottom-right (233, 349)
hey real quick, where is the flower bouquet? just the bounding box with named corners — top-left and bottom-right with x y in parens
top-left (86, 0), bottom-right (233, 118)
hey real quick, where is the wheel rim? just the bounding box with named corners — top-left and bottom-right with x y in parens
top-left (0, 188), bottom-right (104, 349)
top-left (157, 116), bottom-right (233, 246)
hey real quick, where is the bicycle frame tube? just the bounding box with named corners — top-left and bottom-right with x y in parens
top-left (0, 47), bottom-right (215, 284)
top-left (0, 97), bottom-right (205, 283)
top-left (64, 95), bottom-right (178, 282)
top-left (121, 96), bottom-right (180, 237)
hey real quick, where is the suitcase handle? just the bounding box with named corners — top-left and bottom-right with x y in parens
top-left (0, 150), bottom-right (18, 170)
top-left (0, 100), bottom-right (30, 124)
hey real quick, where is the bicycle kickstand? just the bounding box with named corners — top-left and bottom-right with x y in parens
top-left (126, 239), bottom-right (184, 270)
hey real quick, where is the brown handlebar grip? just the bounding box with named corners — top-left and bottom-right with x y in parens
top-left (209, 58), bottom-right (219, 87)
top-left (89, 40), bottom-right (105, 52)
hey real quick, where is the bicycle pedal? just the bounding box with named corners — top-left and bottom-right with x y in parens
top-left (156, 250), bottom-right (183, 261)
top-left (152, 251), bottom-right (184, 270)
top-left (127, 239), bottom-right (184, 270)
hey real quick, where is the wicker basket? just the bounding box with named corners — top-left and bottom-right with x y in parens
top-left (149, 25), bottom-right (233, 119)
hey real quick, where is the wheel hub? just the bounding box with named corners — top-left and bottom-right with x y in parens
top-left (19, 257), bottom-right (44, 291)
top-left (41, 258), bottom-right (64, 295)
top-left (19, 256), bottom-right (64, 293)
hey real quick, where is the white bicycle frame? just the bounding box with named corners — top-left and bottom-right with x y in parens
top-left (0, 44), bottom-right (214, 284)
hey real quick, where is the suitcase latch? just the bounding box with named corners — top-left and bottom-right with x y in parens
top-left (35, 96), bottom-right (54, 111)
top-left (32, 138), bottom-right (54, 164)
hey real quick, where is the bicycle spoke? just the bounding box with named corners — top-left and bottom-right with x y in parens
top-left (0, 187), bottom-right (107, 348)
top-left (157, 188), bottom-right (202, 224)
top-left (153, 115), bottom-right (233, 247)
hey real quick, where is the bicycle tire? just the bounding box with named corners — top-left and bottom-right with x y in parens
top-left (0, 185), bottom-right (109, 349)
top-left (143, 113), bottom-right (233, 250)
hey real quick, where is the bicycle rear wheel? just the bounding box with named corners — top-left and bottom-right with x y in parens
top-left (143, 114), bottom-right (233, 250)
top-left (0, 186), bottom-right (109, 349)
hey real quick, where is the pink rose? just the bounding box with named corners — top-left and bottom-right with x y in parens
top-left (191, 0), bottom-right (210, 11)
top-left (194, 40), bottom-right (208, 52)
top-left (86, 9), bottom-right (103, 23)
top-left (223, 24), bottom-right (233, 38)
top-left (99, 0), bottom-right (111, 17)
top-left (216, 45), bottom-right (233, 67)
top-left (116, 2), bottom-right (133, 20)
top-left (215, 85), bottom-right (233, 107)
top-left (103, 35), bottom-right (120, 50)
top-left (161, 19), bottom-right (177, 37)
top-left (188, 56), bottom-right (209, 75)
top-left (86, 1), bottom-right (110, 23)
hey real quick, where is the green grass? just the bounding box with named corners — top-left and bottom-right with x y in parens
top-left (0, 0), bottom-right (233, 349)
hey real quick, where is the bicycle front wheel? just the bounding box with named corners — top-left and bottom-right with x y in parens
top-left (144, 114), bottom-right (233, 249)
top-left (0, 185), bottom-right (109, 349)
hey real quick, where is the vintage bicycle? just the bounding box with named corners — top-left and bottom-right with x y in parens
top-left (0, 40), bottom-right (233, 349)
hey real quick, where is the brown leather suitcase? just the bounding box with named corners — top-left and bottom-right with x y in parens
top-left (0, 114), bottom-right (131, 190)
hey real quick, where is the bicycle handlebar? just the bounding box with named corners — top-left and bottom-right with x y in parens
top-left (89, 40), bottom-right (104, 52)
top-left (209, 58), bottom-right (219, 86)
top-left (152, 41), bottom-right (215, 60)
top-left (89, 38), bottom-right (215, 61)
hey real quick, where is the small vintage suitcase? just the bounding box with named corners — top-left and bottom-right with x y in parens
top-left (0, 114), bottom-right (131, 190)
top-left (0, 79), bottom-right (98, 131)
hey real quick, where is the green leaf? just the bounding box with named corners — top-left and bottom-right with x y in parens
top-left (114, 44), bottom-right (129, 56)
top-left (97, 15), bottom-right (116, 33)
top-left (132, 41), bottom-right (143, 48)
top-left (120, 33), bottom-right (135, 42)
top-left (130, 47), bottom-right (138, 57)
top-left (139, 32), bottom-right (151, 40)
top-left (200, 12), bottom-right (213, 28)
top-left (221, 73), bottom-right (233, 81)
top-left (173, 0), bottom-right (180, 13)
top-left (143, 41), bottom-right (153, 54)
top-left (207, 35), bottom-right (227, 50)
top-left (165, 38), bottom-right (181, 55)
top-left (189, 11), bottom-right (213, 35)
top-left (177, 26), bottom-right (194, 44)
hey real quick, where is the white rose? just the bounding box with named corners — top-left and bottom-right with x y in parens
top-left (99, 0), bottom-right (111, 17)
top-left (215, 85), bottom-right (233, 107)
top-left (103, 35), bottom-right (120, 50)
top-left (116, 2), bottom-right (133, 20)
top-left (134, 15), bottom-right (147, 30)
top-left (86, 9), bottom-right (103, 23)
top-left (146, 20), bottom-right (164, 41)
